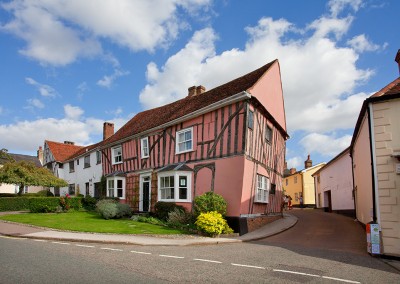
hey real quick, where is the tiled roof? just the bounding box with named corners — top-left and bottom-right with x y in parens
top-left (105, 60), bottom-right (277, 145)
top-left (0, 153), bottom-right (42, 167)
top-left (370, 77), bottom-right (400, 98)
top-left (65, 141), bottom-right (102, 161)
top-left (45, 140), bottom-right (83, 163)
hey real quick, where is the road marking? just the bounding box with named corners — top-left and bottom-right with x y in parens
top-left (322, 276), bottom-right (361, 283)
top-left (193, 258), bottom-right (222, 264)
top-left (33, 239), bottom-right (48, 242)
top-left (75, 244), bottom-right (95, 248)
top-left (273, 269), bottom-right (320, 278)
top-left (159, 254), bottom-right (184, 259)
top-left (101, 248), bottom-right (123, 251)
top-left (0, 236), bottom-right (26, 240)
top-left (131, 250), bottom-right (152, 255)
top-left (52, 241), bottom-right (70, 245)
top-left (231, 263), bottom-right (265, 270)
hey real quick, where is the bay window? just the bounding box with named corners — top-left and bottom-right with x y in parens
top-left (158, 171), bottom-right (191, 202)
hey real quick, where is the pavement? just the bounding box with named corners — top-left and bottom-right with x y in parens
top-left (0, 212), bottom-right (297, 246)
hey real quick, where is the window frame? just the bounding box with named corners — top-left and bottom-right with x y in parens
top-left (84, 155), bottom-right (90, 168)
top-left (69, 161), bottom-right (75, 173)
top-left (254, 175), bottom-right (270, 203)
top-left (106, 177), bottom-right (125, 199)
top-left (111, 145), bottom-right (123, 165)
top-left (96, 151), bottom-right (102, 164)
top-left (265, 125), bottom-right (273, 143)
top-left (68, 184), bottom-right (75, 196)
top-left (248, 110), bottom-right (254, 129)
top-left (141, 137), bottom-right (149, 158)
top-left (157, 171), bottom-right (191, 202)
top-left (176, 127), bottom-right (193, 154)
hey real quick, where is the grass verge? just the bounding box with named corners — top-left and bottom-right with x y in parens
top-left (0, 211), bottom-right (187, 235)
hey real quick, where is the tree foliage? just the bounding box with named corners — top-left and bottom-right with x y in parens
top-left (0, 161), bottom-right (68, 195)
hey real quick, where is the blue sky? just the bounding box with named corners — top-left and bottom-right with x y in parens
top-left (0, 0), bottom-right (399, 170)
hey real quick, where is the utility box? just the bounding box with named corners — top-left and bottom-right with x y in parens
top-left (367, 223), bottom-right (380, 255)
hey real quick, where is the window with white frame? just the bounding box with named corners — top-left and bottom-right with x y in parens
top-left (112, 146), bottom-right (122, 164)
top-left (158, 171), bottom-right (191, 202)
top-left (141, 137), bottom-right (149, 158)
top-left (69, 161), bottom-right (75, 173)
top-left (107, 177), bottom-right (125, 199)
top-left (176, 127), bottom-right (193, 154)
top-left (255, 175), bottom-right (269, 203)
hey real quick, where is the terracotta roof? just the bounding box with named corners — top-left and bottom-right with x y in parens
top-left (105, 60), bottom-right (278, 145)
top-left (351, 77), bottom-right (400, 150)
top-left (45, 140), bottom-right (83, 163)
top-left (65, 141), bottom-right (103, 161)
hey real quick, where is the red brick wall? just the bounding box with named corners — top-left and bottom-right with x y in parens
top-left (246, 215), bottom-right (282, 232)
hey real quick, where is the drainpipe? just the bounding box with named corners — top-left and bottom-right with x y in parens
top-left (367, 103), bottom-right (380, 224)
top-left (349, 151), bottom-right (357, 219)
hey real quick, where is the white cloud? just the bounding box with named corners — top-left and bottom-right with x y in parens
top-left (64, 104), bottom-right (84, 120)
top-left (1, 0), bottom-right (212, 65)
top-left (97, 69), bottom-right (130, 89)
top-left (139, 15), bottom-right (375, 135)
top-left (25, 77), bottom-right (57, 97)
top-left (286, 156), bottom-right (302, 169)
top-left (26, 98), bottom-right (44, 109)
top-left (300, 133), bottom-right (351, 157)
top-left (328, 0), bottom-right (363, 17)
top-left (347, 34), bottom-right (380, 52)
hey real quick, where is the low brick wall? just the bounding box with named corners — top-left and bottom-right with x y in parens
top-left (246, 214), bottom-right (282, 233)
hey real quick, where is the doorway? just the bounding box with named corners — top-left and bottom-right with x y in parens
top-left (140, 174), bottom-right (151, 212)
top-left (324, 190), bottom-right (332, 212)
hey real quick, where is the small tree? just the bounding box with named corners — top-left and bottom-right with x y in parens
top-left (0, 161), bottom-right (68, 195)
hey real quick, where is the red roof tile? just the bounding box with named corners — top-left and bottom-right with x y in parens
top-left (45, 140), bottom-right (83, 163)
top-left (106, 60), bottom-right (277, 145)
top-left (370, 77), bottom-right (400, 98)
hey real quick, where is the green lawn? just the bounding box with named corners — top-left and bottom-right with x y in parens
top-left (0, 211), bottom-right (187, 235)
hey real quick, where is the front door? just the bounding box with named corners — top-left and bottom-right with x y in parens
top-left (140, 175), bottom-right (151, 212)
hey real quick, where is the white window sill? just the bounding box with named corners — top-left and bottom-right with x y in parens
top-left (158, 199), bottom-right (191, 203)
top-left (175, 149), bottom-right (194, 155)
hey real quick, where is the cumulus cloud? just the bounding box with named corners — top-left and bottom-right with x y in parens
top-left (0, 105), bottom-right (131, 153)
top-left (1, 0), bottom-right (212, 66)
top-left (286, 156), bottom-right (302, 169)
top-left (97, 69), bottom-right (130, 89)
top-left (347, 34), bottom-right (381, 52)
top-left (328, 0), bottom-right (363, 17)
top-left (25, 77), bottom-right (57, 97)
top-left (26, 98), bottom-right (44, 109)
top-left (300, 133), bottom-right (352, 157)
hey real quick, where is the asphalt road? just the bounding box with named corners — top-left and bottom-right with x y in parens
top-left (1, 209), bottom-right (399, 283)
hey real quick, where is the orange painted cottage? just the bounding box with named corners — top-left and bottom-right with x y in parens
top-left (101, 59), bottom-right (288, 233)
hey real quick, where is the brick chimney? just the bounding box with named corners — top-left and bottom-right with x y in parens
top-left (304, 154), bottom-right (312, 169)
top-left (103, 122), bottom-right (114, 141)
top-left (37, 146), bottom-right (43, 165)
top-left (64, 141), bottom-right (75, 145)
top-left (395, 49), bottom-right (400, 76)
top-left (290, 168), bottom-right (296, 175)
top-left (188, 85), bottom-right (206, 97)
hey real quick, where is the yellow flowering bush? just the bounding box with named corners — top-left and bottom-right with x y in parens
top-left (195, 211), bottom-right (232, 237)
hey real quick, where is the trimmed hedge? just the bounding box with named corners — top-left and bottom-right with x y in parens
top-left (0, 197), bottom-right (83, 212)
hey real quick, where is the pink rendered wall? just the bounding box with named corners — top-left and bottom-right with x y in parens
top-left (247, 61), bottom-right (287, 132)
top-left (353, 114), bottom-right (373, 225)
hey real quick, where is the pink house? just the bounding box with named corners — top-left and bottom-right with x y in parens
top-left (101, 59), bottom-right (288, 233)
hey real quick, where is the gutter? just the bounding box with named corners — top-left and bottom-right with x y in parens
top-left (367, 103), bottom-right (380, 224)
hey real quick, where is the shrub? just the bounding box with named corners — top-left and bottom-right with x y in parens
top-left (82, 195), bottom-right (97, 210)
top-left (193, 192), bottom-right (227, 217)
top-left (96, 199), bottom-right (131, 219)
top-left (0, 193), bottom-right (17, 198)
top-left (195, 211), bottom-right (232, 237)
top-left (0, 197), bottom-right (29, 211)
top-left (35, 190), bottom-right (54, 197)
top-left (31, 204), bottom-right (56, 213)
top-left (29, 198), bottom-right (59, 213)
top-left (154, 201), bottom-right (186, 221)
top-left (167, 208), bottom-right (192, 228)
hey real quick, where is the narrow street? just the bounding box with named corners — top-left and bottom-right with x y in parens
top-left (1, 209), bottom-right (399, 283)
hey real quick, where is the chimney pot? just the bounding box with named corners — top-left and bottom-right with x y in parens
top-left (64, 141), bottom-right (74, 145)
top-left (305, 154), bottom-right (312, 169)
top-left (196, 85), bottom-right (206, 95)
top-left (290, 168), bottom-right (296, 175)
